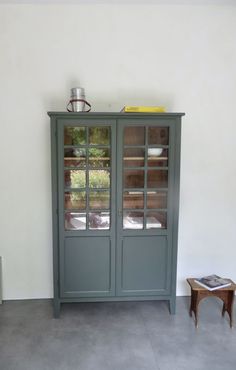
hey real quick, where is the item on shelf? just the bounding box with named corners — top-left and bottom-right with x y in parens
top-left (147, 148), bottom-right (163, 156)
top-left (121, 106), bottom-right (166, 113)
top-left (194, 274), bottom-right (231, 291)
top-left (67, 87), bottom-right (91, 112)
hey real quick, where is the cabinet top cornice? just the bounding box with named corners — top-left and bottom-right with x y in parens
top-left (48, 112), bottom-right (185, 118)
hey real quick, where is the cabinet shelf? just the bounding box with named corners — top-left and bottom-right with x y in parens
top-left (65, 157), bottom-right (168, 160)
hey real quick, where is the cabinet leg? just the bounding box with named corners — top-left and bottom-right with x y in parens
top-left (169, 297), bottom-right (176, 315)
top-left (53, 299), bottom-right (61, 318)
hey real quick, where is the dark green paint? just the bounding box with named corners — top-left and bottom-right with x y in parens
top-left (63, 237), bottom-right (112, 296)
top-left (49, 112), bottom-right (184, 317)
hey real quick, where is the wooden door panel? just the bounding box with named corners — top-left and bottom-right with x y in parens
top-left (62, 236), bottom-right (111, 297)
top-left (120, 236), bottom-right (169, 295)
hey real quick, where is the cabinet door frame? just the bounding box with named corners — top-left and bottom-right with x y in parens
top-left (116, 117), bottom-right (178, 297)
top-left (57, 118), bottom-right (117, 298)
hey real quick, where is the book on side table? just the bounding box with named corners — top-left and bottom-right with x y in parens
top-left (194, 274), bottom-right (231, 291)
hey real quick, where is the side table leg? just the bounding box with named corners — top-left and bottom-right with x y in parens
top-left (222, 302), bottom-right (226, 317)
top-left (228, 291), bottom-right (234, 328)
top-left (221, 291), bottom-right (234, 328)
top-left (191, 291), bottom-right (200, 328)
top-left (189, 289), bottom-right (194, 317)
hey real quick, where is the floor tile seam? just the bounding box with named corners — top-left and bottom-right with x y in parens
top-left (139, 307), bottom-right (162, 370)
top-left (116, 305), bottom-right (162, 370)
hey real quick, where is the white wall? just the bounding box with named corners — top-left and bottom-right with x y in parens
top-left (0, 3), bottom-right (236, 299)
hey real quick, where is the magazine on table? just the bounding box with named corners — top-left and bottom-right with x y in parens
top-left (194, 274), bottom-right (231, 291)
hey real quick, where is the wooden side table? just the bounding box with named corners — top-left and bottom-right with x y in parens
top-left (187, 278), bottom-right (236, 328)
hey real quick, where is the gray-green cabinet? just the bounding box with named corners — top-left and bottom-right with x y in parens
top-left (49, 112), bottom-right (184, 317)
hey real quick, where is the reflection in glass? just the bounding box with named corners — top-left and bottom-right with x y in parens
top-left (147, 170), bottom-right (168, 188)
top-left (123, 211), bottom-right (144, 229)
top-left (65, 212), bottom-right (86, 230)
top-left (64, 127), bottom-right (86, 145)
top-left (124, 127), bottom-right (145, 145)
top-left (124, 170), bottom-right (144, 188)
top-left (148, 148), bottom-right (168, 167)
top-left (89, 212), bottom-right (110, 230)
top-left (64, 148), bottom-right (86, 168)
top-left (148, 127), bottom-right (169, 145)
top-left (89, 170), bottom-right (110, 188)
top-left (89, 127), bottom-right (110, 145)
top-left (89, 191), bottom-right (110, 209)
top-left (123, 148), bottom-right (145, 167)
top-left (64, 191), bottom-right (86, 210)
top-left (89, 148), bottom-right (110, 168)
top-left (64, 170), bottom-right (86, 188)
top-left (147, 191), bottom-right (167, 209)
top-left (123, 191), bottom-right (144, 209)
top-left (146, 211), bottom-right (167, 229)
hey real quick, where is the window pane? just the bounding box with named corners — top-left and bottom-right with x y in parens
top-left (89, 191), bottom-right (110, 209)
top-left (89, 127), bottom-right (110, 145)
top-left (146, 211), bottom-right (167, 229)
top-left (147, 191), bottom-right (167, 209)
top-left (123, 211), bottom-right (144, 230)
top-left (64, 127), bottom-right (86, 145)
top-left (64, 148), bottom-right (86, 168)
top-left (148, 148), bottom-right (168, 167)
top-left (124, 127), bottom-right (145, 145)
top-left (147, 170), bottom-right (168, 188)
top-left (65, 212), bottom-right (86, 230)
top-left (148, 127), bottom-right (169, 145)
top-left (123, 191), bottom-right (144, 209)
top-left (89, 148), bottom-right (110, 168)
top-left (123, 148), bottom-right (145, 167)
top-left (89, 170), bottom-right (110, 189)
top-left (64, 170), bottom-right (86, 188)
top-left (89, 212), bottom-right (110, 230)
top-left (124, 170), bottom-right (144, 188)
top-left (64, 191), bottom-right (86, 210)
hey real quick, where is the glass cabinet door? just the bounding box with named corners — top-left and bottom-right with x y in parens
top-left (58, 120), bottom-right (116, 299)
top-left (63, 126), bottom-right (111, 231)
top-left (123, 126), bottom-right (169, 230)
top-left (116, 120), bottom-right (173, 297)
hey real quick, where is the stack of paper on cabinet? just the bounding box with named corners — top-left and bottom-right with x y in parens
top-left (121, 106), bottom-right (166, 113)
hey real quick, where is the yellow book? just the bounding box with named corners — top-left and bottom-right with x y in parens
top-left (123, 106), bottom-right (166, 113)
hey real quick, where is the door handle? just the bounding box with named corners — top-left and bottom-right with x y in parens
top-left (118, 209), bottom-right (122, 217)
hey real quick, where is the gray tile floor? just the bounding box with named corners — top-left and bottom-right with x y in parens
top-left (0, 297), bottom-right (236, 370)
